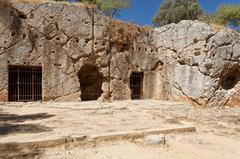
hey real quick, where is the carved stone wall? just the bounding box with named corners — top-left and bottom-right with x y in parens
top-left (0, 2), bottom-right (239, 107)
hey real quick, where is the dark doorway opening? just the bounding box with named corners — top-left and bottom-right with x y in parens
top-left (130, 72), bottom-right (143, 100)
top-left (220, 69), bottom-right (240, 90)
top-left (8, 66), bottom-right (42, 102)
top-left (78, 65), bottom-right (103, 101)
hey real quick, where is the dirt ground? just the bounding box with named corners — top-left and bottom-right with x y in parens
top-left (0, 100), bottom-right (240, 159)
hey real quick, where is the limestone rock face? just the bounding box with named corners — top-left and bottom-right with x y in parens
top-left (0, 2), bottom-right (239, 107)
top-left (153, 20), bottom-right (240, 107)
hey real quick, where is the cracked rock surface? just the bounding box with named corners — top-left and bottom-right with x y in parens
top-left (0, 2), bottom-right (239, 107)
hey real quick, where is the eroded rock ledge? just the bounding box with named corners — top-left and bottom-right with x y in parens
top-left (0, 2), bottom-right (239, 107)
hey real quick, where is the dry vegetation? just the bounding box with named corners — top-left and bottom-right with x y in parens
top-left (0, 0), bottom-right (11, 8)
top-left (209, 22), bottom-right (240, 34)
top-left (16, 0), bottom-right (54, 3)
top-left (111, 20), bottom-right (153, 43)
top-left (0, 0), bottom-right (97, 8)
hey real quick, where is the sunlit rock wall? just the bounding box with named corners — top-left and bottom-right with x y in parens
top-left (0, 2), bottom-right (239, 107)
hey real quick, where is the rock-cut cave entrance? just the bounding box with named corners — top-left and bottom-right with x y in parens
top-left (220, 69), bottom-right (240, 90)
top-left (130, 72), bottom-right (143, 100)
top-left (78, 65), bottom-right (103, 101)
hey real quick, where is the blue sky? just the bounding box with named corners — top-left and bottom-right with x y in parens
top-left (118, 0), bottom-right (240, 26)
top-left (69, 0), bottom-right (240, 26)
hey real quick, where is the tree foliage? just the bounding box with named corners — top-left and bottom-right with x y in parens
top-left (68, 0), bottom-right (131, 17)
top-left (97, 0), bottom-right (131, 17)
top-left (153, 0), bottom-right (203, 26)
top-left (213, 5), bottom-right (240, 27)
top-left (77, 0), bottom-right (99, 4)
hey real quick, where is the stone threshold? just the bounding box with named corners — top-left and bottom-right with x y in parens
top-left (0, 126), bottom-right (196, 150)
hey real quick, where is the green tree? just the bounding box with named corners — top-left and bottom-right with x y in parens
top-left (213, 5), bottom-right (240, 27)
top-left (153, 0), bottom-right (203, 26)
top-left (77, 0), bottom-right (99, 4)
top-left (97, 0), bottom-right (131, 17)
top-left (49, 0), bottom-right (132, 18)
top-left (76, 0), bottom-right (131, 18)
top-left (55, 0), bottom-right (132, 18)
top-left (68, 0), bottom-right (131, 18)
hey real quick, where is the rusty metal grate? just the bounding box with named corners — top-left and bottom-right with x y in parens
top-left (130, 72), bottom-right (143, 100)
top-left (8, 66), bottom-right (42, 102)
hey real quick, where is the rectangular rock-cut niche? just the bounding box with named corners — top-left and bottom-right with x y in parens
top-left (130, 72), bottom-right (144, 100)
top-left (8, 65), bottom-right (42, 102)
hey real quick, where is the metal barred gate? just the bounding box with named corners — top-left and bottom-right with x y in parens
top-left (8, 66), bottom-right (42, 102)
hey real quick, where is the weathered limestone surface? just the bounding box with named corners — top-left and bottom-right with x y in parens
top-left (0, 2), bottom-right (239, 107)
top-left (153, 21), bottom-right (240, 107)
